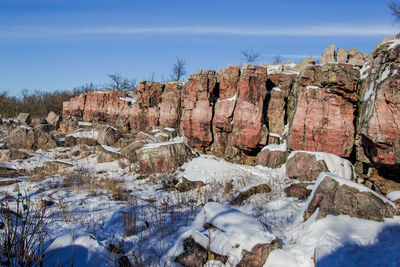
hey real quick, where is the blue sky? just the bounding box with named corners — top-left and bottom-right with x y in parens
top-left (0, 0), bottom-right (397, 96)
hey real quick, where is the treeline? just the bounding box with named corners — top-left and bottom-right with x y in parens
top-left (0, 84), bottom-right (96, 118)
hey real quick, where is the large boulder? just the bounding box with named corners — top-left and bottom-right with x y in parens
top-left (120, 141), bottom-right (146, 162)
top-left (286, 152), bottom-right (329, 181)
top-left (59, 115), bottom-right (79, 134)
top-left (320, 44), bottom-right (336, 64)
top-left (17, 113), bottom-right (31, 126)
top-left (356, 37), bottom-right (400, 179)
top-left (347, 48), bottom-right (365, 67)
top-left (287, 63), bottom-right (359, 157)
top-left (304, 173), bottom-right (398, 221)
top-left (97, 126), bottom-right (122, 146)
top-left (46, 111), bottom-right (62, 129)
top-left (256, 145), bottom-right (288, 169)
top-left (135, 141), bottom-right (195, 174)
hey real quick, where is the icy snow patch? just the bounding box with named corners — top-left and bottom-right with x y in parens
top-left (120, 95), bottom-right (138, 103)
top-left (360, 63), bottom-right (371, 80)
top-left (387, 191), bottom-right (400, 201)
top-left (94, 90), bottom-right (110, 94)
top-left (261, 141), bottom-right (287, 152)
top-left (272, 87), bottom-right (282, 92)
top-left (306, 85), bottom-right (319, 91)
top-left (101, 145), bottom-right (120, 153)
top-left (68, 129), bottom-right (99, 139)
top-left (288, 151), bottom-right (354, 180)
top-left (217, 94), bottom-right (237, 102)
top-left (165, 202), bottom-right (276, 265)
top-left (377, 66), bottom-right (391, 84)
top-left (164, 127), bottom-right (175, 132)
top-left (78, 121), bottom-right (92, 126)
top-left (363, 82), bottom-right (376, 102)
top-left (141, 140), bottom-right (183, 150)
top-left (155, 132), bottom-right (169, 138)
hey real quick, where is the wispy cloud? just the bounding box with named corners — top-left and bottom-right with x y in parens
top-left (0, 24), bottom-right (397, 38)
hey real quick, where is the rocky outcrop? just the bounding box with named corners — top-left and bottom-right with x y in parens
top-left (304, 174), bottom-right (398, 222)
top-left (356, 37), bottom-right (400, 179)
top-left (320, 45), bottom-right (365, 67)
top-left (293, 57), bottom-right (315, 73)
top-left (237, 241), bottom-right (282, 267)
top-left (135, 141), bottom-right (195, 174)
top-left (6, 125), bottom-right (58, 150)
top-left (287, 63), bottom-right (359, 157)
top-left (159, 83), bottom-right (182, 128)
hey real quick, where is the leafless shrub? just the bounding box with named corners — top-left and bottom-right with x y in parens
top-left (241, 49), bottom-right (260, 64)
top-left (0, 190), bottom-right (47, 266)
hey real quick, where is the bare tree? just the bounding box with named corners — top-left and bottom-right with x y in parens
top-left (107, 73), bottom-right (137, 92)
top-left (241, 49), bottom-right (260, 64)
top-left (389, 1), bottom-right (400, 21)
top-left (171, 57), bottom-right (187, 81)
top-left (273, 55), bottom-right (285, 65)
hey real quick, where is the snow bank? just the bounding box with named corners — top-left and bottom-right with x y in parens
top-left (45, 234), bottom-right (111, 267)
top-left (387, 191), bottom-right (400, 201)
top-left (165, 202), bottom-right (276, 265)
top-left (288, 151), bottom-right (354, 180)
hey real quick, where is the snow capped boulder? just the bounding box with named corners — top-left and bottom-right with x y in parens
top-left (136, 141), bottom-right (196, 174)
top-left (286, 151), bottom-right (354, 181)
top-left (320, 44), bottom-right (336, 64)
top-left (287, 63), bottom-right (359, 157)
top-left (304, 173), bottom-right (399, 222)
top-left (256, 143), bottom-right (288, 169)
top-left (97, 126), bottom-right (122, 146)
top-left (165, 202), bottom-right (280, 266)
top-left (120, 141), bottom-right (146, 162)
top-left (356, 37), bottom-right (400, 178)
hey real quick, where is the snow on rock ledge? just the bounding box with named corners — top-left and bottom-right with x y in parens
top-left (304, 172), bottom-right (399, 222)
top-left (164, 202), bottom-right (280, 266)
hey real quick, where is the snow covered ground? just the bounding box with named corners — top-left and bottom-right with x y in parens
top-left (1, 127), bottom-right (400, 266)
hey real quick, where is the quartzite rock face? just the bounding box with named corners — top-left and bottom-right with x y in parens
top-left (320, 44), bottom-right (336, 64)
top-left (182, 70), bottom-right (218, 149)
top-left (287, 63), bottom-right (359, 158)
top-left (357, 38), bottom-right (400, 176)
top-left (159, 83), bottom-right (182, 128)
top-left (266, 72), bottom-right (297, 140)
top-left (286, 152), bottom-right (329, 181)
